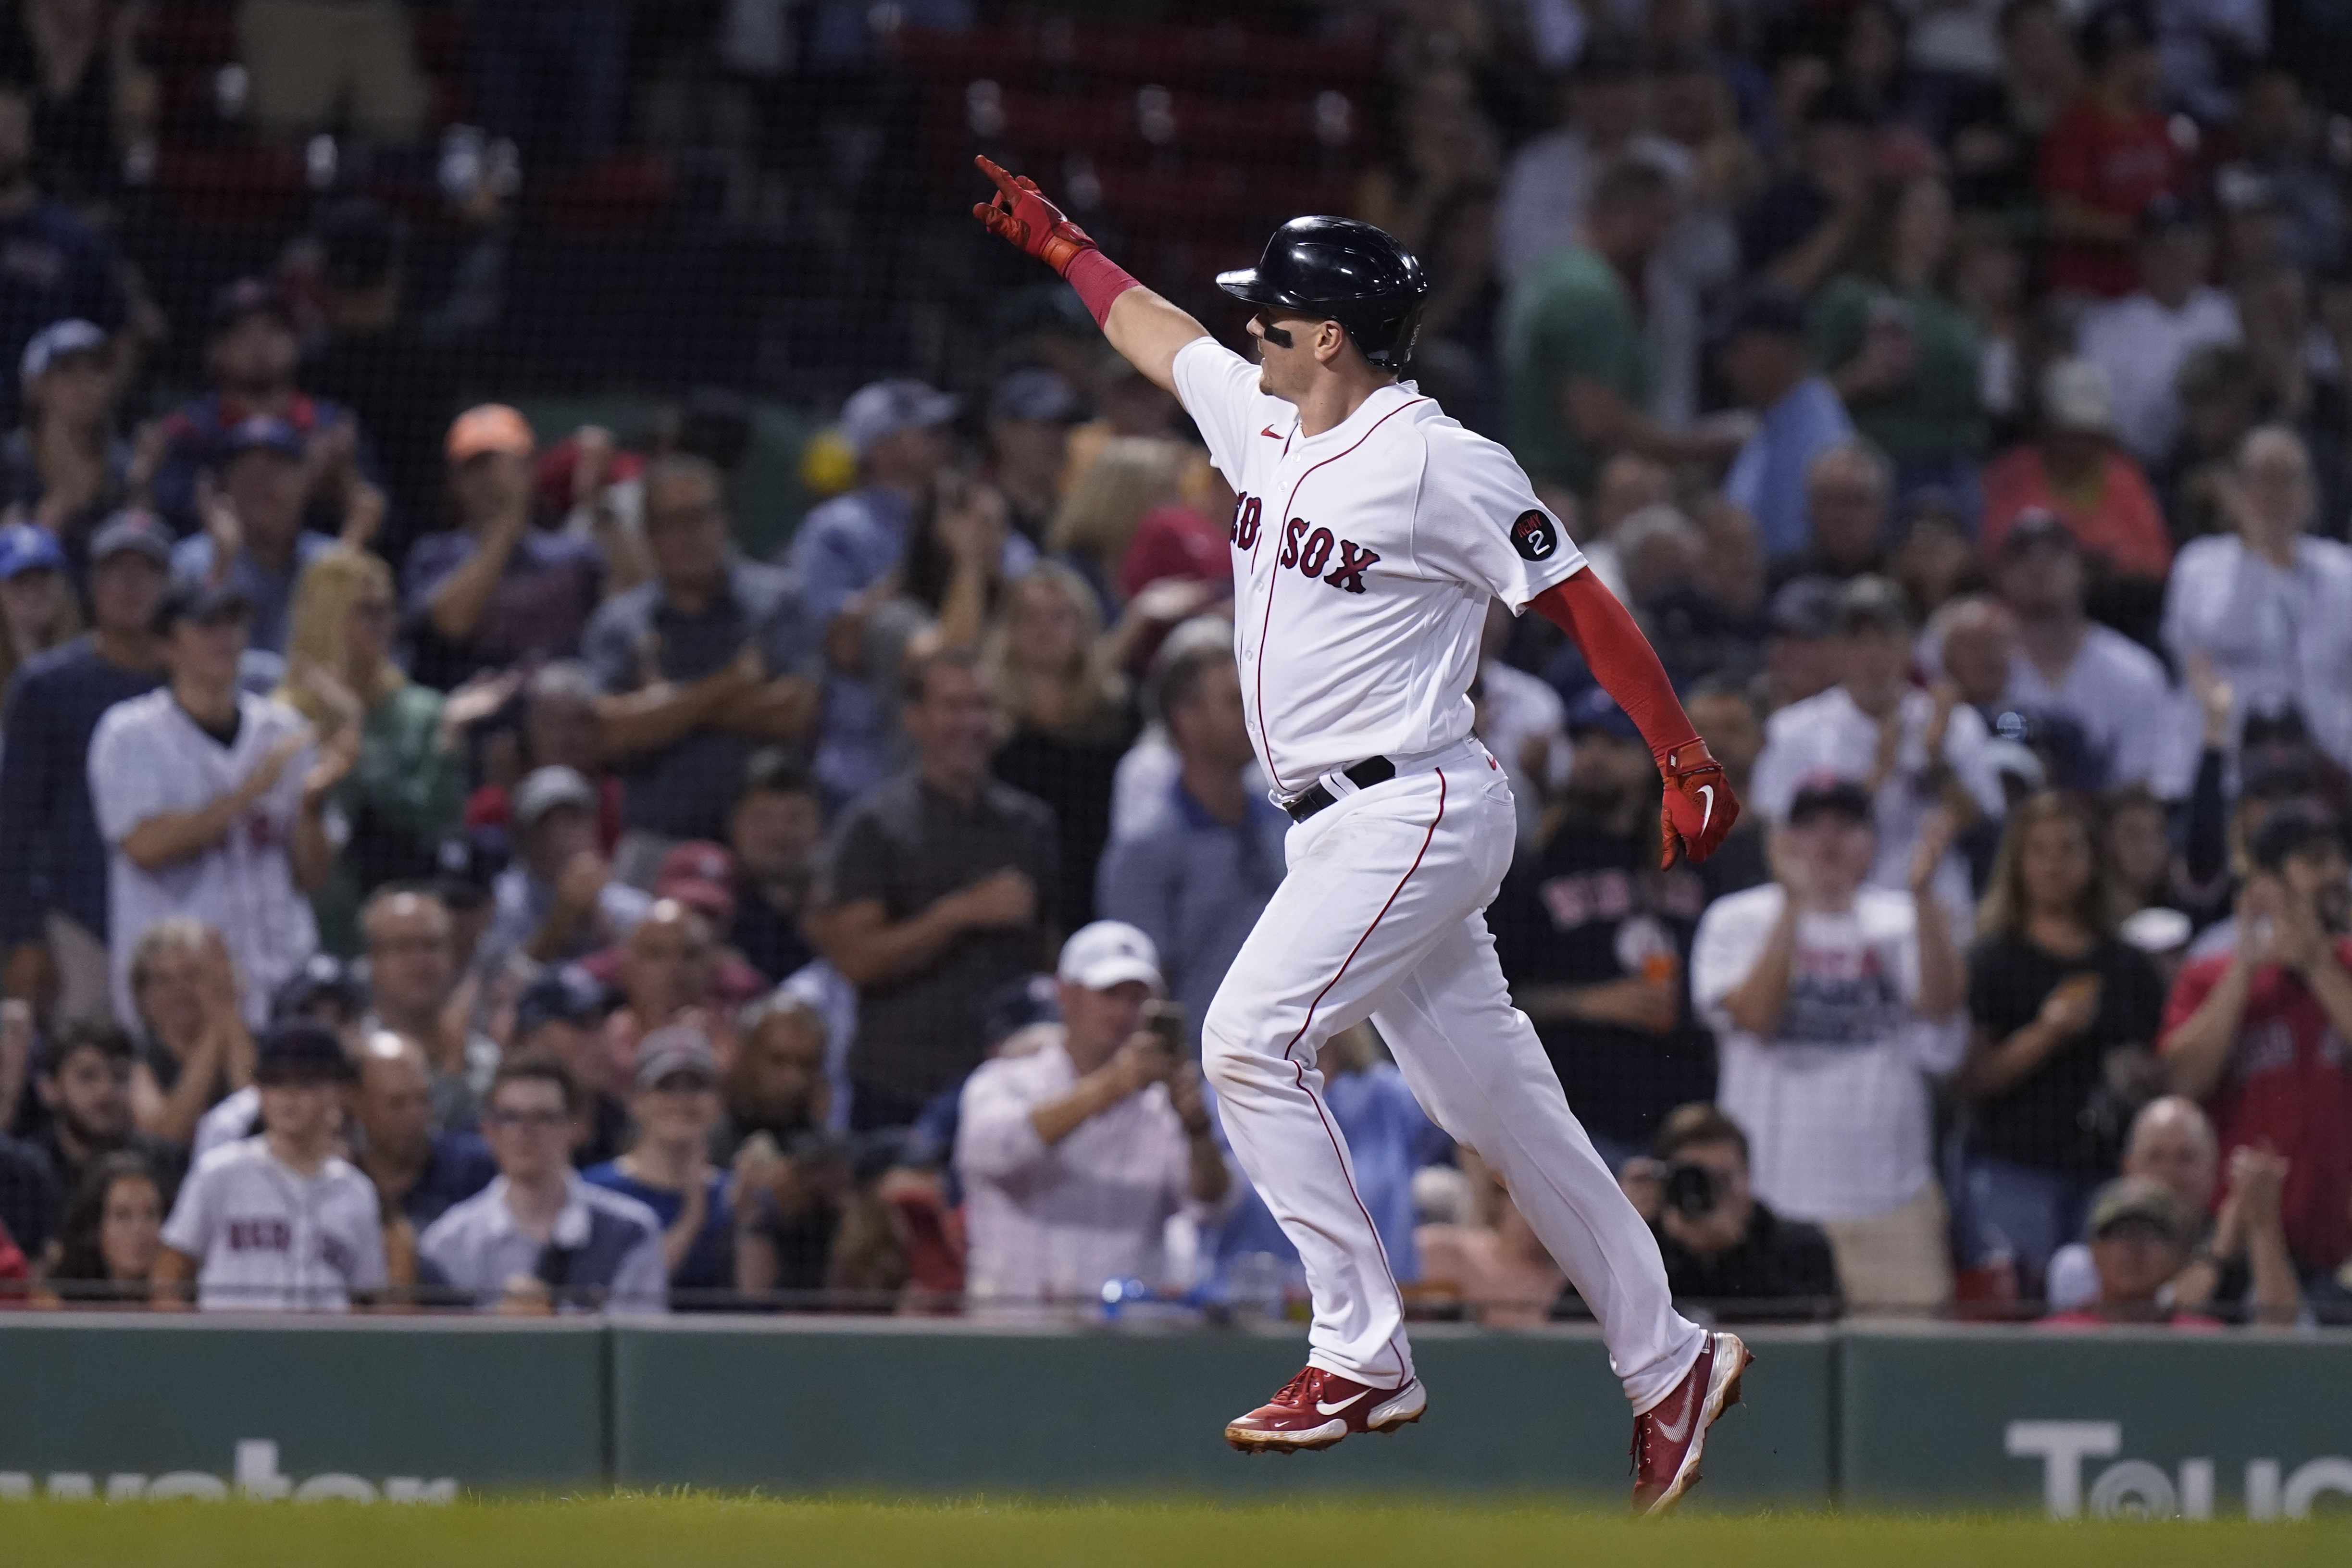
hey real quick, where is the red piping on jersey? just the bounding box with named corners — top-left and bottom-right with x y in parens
top-left (1249, 396), bottom-right (1429, 795)
top-left (1280, 766), bottom-right (1446, 1385)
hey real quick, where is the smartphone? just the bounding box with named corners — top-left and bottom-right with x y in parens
top-left (1142, 999), bottom-right (1188, 1053)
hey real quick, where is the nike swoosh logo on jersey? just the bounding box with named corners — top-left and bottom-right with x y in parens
top-left (1652, 1397), bottom-right (1694, 1444)
top-left (1316, 1391), bottom-right (1370, 1417)
top-left (1261, 425), bottom-right (1281, 438)
top-left (1697, 784), bottom-right (1714, 835)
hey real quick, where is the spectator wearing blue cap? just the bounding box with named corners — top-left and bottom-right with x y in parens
top-left (147, 278), bottom-right (378, 542)
top-left (507, 963), bottom-right (629, 1168)
top-left (1, 319), bottom-right (127, 560)
top-left (784, 378), bottom-right (1033, 805)
top-left (1493, 685), bottom-right (1717, 1175)
top-left (985, 366), bottom-right (1085, 547)
top-left (0, 518), bottom-right (76, 695)
top-left (170, 415), bottom-right (342, 657)
top-left (0, 85), bottom-right (126, 431)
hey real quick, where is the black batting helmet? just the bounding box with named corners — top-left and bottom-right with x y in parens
top-left (1216, 216), bottom-right (1432, 369)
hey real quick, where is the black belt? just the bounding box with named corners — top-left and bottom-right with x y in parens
top-left (1281, 756), bottom-right (1396, 823)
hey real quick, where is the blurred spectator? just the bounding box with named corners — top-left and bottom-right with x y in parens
top-left (584, 1025), bottom-right (736, 1307)
top-left (1758, 575), bottom-right (1843, 712)
top-left (1767, 443), bottom-right (1894, 587)
top-left (154, 1020), bottom-right (383, 1311)
top-left (1752, 576), bottom-right (2004, 920)
top-left (1210, 1021), bottom-right (1441, 1301)
top-left (236, 0), bottom-right (425, 143)
top-left (725, 749), bottom-right (821, 984)
top-left (2153, 0), bottom-right (2264, 124)
top-left (418, 1056), bottom-right (667, 1313)
top-left (485, 765), bottom-right (653, 970)
top-left (0, 82), bottom-right (124, 430)
top-left (2039, 1175), bottom-right (2221, 1326)
top-left (810, 648), bottom-right (1056, 1131)
top-left (26, 1020), bottom-right (179, 1236)
top-left (361, 887), bottom-right (495, 1132)
top-left (1888, 492), bottom-right (1981, 620)
top-left (984, 564), bottom-right (1141, 932)
top-left (1991, 511), bottom-right (2189, 795)
top-left (170, 415), bottom-right (346, 658)
top-left (786, 378), bottom-right (960, 805)
top-left (2046, 1095), bottom-right (2300, 1319)
top-left (36, 1148), bottom-right (164, 1306)
top-left (2078, 197), bottom-right (2240, 466)
top-left (1719, 288), bottom-right (1857, 559)
top-left (1415, 1151), bottom-right (1566, 1328)
top-left (1692, 778), bottom-right (1966, 1309)
top-left (149, 279), bottom-right (371, 542)
top-left (350, 1031), bottom-right (495, 1231)
top-left (2155, 341), bottom-right (2261, 544)
top-left (0, 0), bottom-right (153, 213)
top-left (300, 200), bottom-right (466, 549)
top-left (1812, 174), bottom-right (1990, 508)
top-left (713, 992), bottom-right (830, 1159)
top-left (985, 367), bottom-right (1084, 547)
top-left (405, 405), bottom-right (604, 689)
top-left (2159, 804), bottom-right (2352, 1282)
top-left (1501, 158), bottom-right (1745, 499)
top-left (2162, 427), bottom-right (2352, 772)
top-left (1945, 0), bottom-right (2080, 214)
top-left (121, 919), bottom-right (251, 1145)
top-left (1096, 643), bottom-right (1284, 1034)
top-left (1630, 1102), bottom-right (1841, 1319)
top-left (1494, 42), bottom-right (1683, 287)
top-left (508, 963), bottom-right (627, 1167)
top-left (593, 897), bottom-right (754, 1074)
top-left (1687, 679), bottom-right (1772, 896)
top-left (281, 547), bottom-right (469, 948)
top-left (2035, 2), bottom-right (2186, 299)
top-left (585, 454), bottom-right (821, 866)
top-left (0, 519), bottom-right (77, 699)
top-left (3, 318), bottom-right (127, 558)
top-left (90, 579), bottom-right (348, 1027)
top-left (185, 951), bottom-right (373, 1162)
top-left (1951, 793), bottom-right (2167, 1293)
top-left (1354, 63), bottom-right (1501, 402)
top-left (1496, 685), bottom-right (1714, 1173)
top-left (1474, 600), bottom-right (1574, 848)
top-left (472, 0), bottom-right (628, 165)
top-left (2235, 68), bottom-right (2344, 276)
top-left (955, 922), bottom-right (1228, 1309)
top-left (1046, 437), bottom-right (1185, 616)
top-left (1744, 84), bottom-right (1879, 296)
top-left (1980, 359), bottom-right (2173, 611)
top-left (464, 660), bottom-right (617, 849)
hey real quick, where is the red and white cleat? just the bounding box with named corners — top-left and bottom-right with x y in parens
top-left (1630, 1331), bottom-right (1752, 1516)
top-left (1224, 1366), bottom-right (1427, 1455)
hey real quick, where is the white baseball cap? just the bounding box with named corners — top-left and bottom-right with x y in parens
top-left (1056, 921), bottom-right (1164, 994)
top-left (2041, 358), bottom-right (2115, 436)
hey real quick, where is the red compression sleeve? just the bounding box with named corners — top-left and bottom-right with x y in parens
top-left (1066, 248), bottom-right (1140, 329)
top-left (1529, 571), bottom-right (1700, 764)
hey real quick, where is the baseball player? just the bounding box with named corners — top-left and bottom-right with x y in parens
top-left (976, 157), bottom-right (1748, 1512)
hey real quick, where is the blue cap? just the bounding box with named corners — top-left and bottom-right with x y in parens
top-left (514, 964), bottom-right (611, 1039)
top-left (224, 414), bottom-right (306, 461)
top-left (19, 318), bottom-right (105, 385)
top-left (254, 1019), bottom-right (355, 1084)
top-left (0, 522), bottom-right (65, 580)
top-left (840, 378), bottom-right (958, 459)
top-left (1563, 684), bottom-right (1642, 742)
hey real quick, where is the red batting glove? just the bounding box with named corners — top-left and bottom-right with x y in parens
top-left (973, 154), bottom-right (1098, 276)
top-left (1659, 741), bottom-right (1740, 869)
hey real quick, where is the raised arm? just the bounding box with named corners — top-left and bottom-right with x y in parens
top-left (972, 155), bottom-right (1207, 394)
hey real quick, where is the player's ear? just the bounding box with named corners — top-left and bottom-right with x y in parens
top-left (1315, 320), bottom-right (1347, 366)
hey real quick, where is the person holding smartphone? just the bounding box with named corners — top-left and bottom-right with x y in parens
top-left (953, 921), bottom-right (1232, 1313)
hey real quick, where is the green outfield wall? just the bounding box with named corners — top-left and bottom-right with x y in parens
top-left (2, 1316), bottom-right (2348, 1516)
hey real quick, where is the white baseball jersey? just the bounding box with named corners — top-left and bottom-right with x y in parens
top-left (88, 689), bottom-right (321, 1028)
top-left (160, 1137), bottom-right (388, 1311)
top-left (1171, 337), bottom-right (1587, 799)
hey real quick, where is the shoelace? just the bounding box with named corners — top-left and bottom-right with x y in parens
top-left (1271, 1368), bottom-right (1321, 1408)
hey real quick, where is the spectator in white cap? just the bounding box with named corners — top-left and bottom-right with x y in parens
top-left (1981, 359), bottom-right (2172, 621)
top-left (954, 919), bottom-right (1233, 1311)
top-left (581, 1023), bottom-right (736, 1306)
top-left (3, 318), bottom-right (127, 556)
top-left (482, 764), bottom-right (653, 972)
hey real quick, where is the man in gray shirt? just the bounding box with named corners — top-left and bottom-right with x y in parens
top-left (582, 454), bottom-right (822, 882)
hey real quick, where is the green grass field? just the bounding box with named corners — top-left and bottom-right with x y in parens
top-left (4, 1495), bottom-right (2345, 1568)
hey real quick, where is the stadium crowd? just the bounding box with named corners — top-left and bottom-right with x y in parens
top-left (0, 0), bottom-right (2347, 1331)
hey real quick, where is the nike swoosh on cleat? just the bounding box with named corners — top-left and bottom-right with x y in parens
top-left (1316, 1391), bottom-right (1370, 1417)
top-left (1696, 784), bottom-right (1714, 836)
top-left (1652, 1400), bottom-right (1694, 1444)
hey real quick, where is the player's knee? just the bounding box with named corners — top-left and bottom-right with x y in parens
top-left (1198, 991), bottom-right (1265, 1091)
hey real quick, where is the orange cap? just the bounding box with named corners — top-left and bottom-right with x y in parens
top-left (446, 403), bottom-right (535, 462)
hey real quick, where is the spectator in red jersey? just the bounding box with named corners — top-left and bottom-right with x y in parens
top-left (2158, 805), bottom-right (2352, 1285)
top-left (2035, 2), bottom-right (2187, 299)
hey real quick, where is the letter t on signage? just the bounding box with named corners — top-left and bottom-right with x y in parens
top-left (2005, 1420), bottom-right (2122, 1518)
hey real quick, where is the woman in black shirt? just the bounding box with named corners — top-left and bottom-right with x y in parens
top-left (1953, 791), bottom-right (2165, 1297)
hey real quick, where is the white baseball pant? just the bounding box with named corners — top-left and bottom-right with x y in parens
top-left (1201, 738), bottom-right (1707, 1412)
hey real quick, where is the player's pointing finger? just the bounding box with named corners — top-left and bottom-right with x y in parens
top-left (974, 153), bottom-right (1022, 197)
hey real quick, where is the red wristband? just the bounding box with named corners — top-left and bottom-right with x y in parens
top-left (1066, 247), bottom-right (1140, 329)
